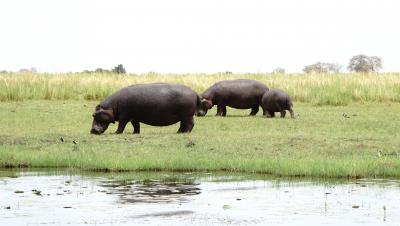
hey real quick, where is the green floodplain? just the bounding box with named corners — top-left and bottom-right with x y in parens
top-left (0, 73), bottom-right (399, 178)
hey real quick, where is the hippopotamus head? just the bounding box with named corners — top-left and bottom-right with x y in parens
top-left (197, 98), bottom-right (213, 116)
top-left (90, 105), bottom-right (115, 134)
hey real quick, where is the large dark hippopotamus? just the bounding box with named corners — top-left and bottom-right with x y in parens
top-left (261, 89), bottom-right (294, 118)
top-left (90, 83), bottom-right (202, 134)
top-left (198, 79), bottom-right (269, 116)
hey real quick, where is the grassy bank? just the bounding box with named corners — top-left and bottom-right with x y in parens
top-left (1, 100), bottom-right (399, 178)
top-left (1, 73), bottom-right (400, 105)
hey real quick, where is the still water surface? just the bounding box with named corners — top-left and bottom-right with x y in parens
top-left (1, 170), bottom-right (399, 225)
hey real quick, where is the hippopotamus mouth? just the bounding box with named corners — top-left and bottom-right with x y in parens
top-left (90, 122), bottom-right (109, 135)
top-left (196, 110), bottom-right (206, 117)
top-left (90, 128), bottom-right (103, 135)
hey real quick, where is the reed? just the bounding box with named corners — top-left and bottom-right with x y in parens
top-left (1, 72), bottom-right (399, 105)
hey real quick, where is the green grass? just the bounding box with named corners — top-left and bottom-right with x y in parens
top-left (1, 100), bottom-right (399, 178)
top-left (1, 72), bottom-right (400, 105)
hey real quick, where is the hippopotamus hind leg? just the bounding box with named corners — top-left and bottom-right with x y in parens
top-left (250, 106), bottom-right (259, 116)
top-left (177, 117), bottom-right (194, 133)
top-left (280, 110), bottom-right (286, 118)
top-left (131, 121), bottom-right (140, 134)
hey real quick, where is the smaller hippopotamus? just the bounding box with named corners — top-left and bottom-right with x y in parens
top-left (198, 79), bottom-right (269, 116)
top-left (261, 89), bottom-right (294, 118)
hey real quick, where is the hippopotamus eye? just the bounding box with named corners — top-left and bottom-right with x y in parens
top-left (95, 112), bottom-right (111, 123)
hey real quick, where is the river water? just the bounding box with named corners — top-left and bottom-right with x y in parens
top-left (1, 170), bottom-right (399, 226)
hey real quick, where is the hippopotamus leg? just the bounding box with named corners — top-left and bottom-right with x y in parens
top-left (280, 110), bottom-right (286, 118)
top-left (116, 116), bottom-right (130, 134)
top-left (289, 108), bottom-right (295, 118)
top-left (177, 117), bottom-right (194, 133)
top-left (264, 111), bottom-right (270, 117)
top-left (265, 111), bottom-right (275, 118)
top-left (216, 105), bottom-right (227, 116)
top-left (250, 106), bottom-right (259, 116)
top-left (131, 121), bottom-right (140, 134)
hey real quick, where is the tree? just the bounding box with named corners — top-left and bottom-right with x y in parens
top-left (18, 67), bottom-right (38, 73)
top-left (369, 56), bottom-right (383, 72)
top-left (95, 68), bottom-right (111, 73)
top-left (18, 68), bottom-right (30, 73)
top-left (272, 68), bottom-right (285, 74)
top-left (347, 54), bottom-right (382, 73)
top-left (95, 68), bottom-right (105, 73)
top-left (112, 64), bottom-right (126, 74)
top-left (303, 62), bottom-right (341, 74)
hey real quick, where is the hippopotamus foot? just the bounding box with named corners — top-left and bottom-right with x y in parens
top-left (177, 117), bottom-right (194, 133)
top-left (280, 110), bottom-right (286, 118)
top-left (131, 121), bottom-right (140, 134)
top-left (216, 105), bottom-right (227, 116)
top-left (265, 111), bottom-right (275, 118)
top-left (249, 106), bottom-right (259, 116)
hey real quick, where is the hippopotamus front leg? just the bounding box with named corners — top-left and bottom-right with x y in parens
top-left (131, 121), bottom-right (140, 134)
top-left (216, 105), bottom-right (227, 116)
top-left (289, 108), bottom-right (295, 118)
top-left (116, 116), bottom-right (129, 134)
top-left (177, 117), bottom-right (194, 133)
top-left (250, 106), bottom-right (259, 116)
top-left (280, 110), bottom-right (286, 118)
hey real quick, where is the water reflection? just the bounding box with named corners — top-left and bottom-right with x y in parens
top-left (1, 170), bottom-right (400, 226)
top-left (99, 179), bottom-right (201, 204)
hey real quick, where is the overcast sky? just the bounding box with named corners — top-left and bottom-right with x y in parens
top-left (0, 0), bottom-right (399, 73)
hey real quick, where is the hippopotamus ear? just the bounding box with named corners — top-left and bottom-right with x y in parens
top-left (93, 105), bottom-right (101, 117)
top-left (201, 98), bottom-right (213, 109)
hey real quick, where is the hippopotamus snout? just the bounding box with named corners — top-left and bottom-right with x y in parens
top-left (90, 128), bottom-right (102, 135)
top-left (196, 110), bottom-right (206, 117)
top-left (90, 121), bottom-right (109, 135)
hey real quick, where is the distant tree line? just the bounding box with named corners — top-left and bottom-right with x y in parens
top-left (83, 64), bottom-right (126, 74)
top-left (0, 65), bottom-right (127, 74)
top-left (272, 68), bottom-right (285, 74)
top-left (0, 55), bottom-right (385, 75)
top-left (303, 62), bottom-right (341, 74)
top-left (0, 67), bottom-right (38, 74)
top-left (301, 54), bottom-right (382, 74)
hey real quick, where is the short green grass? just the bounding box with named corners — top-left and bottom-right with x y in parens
top-left (1, 100), bottom-right (399, 178)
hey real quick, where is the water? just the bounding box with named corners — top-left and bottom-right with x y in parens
top-left (1, 170), bottom-right (400, 226)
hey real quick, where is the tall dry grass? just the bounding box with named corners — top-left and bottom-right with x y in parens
top-left (1, 72), bottom-right (399, 105)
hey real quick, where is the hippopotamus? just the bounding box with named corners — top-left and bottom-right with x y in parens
top-left (261, 88), bottom-right (294, 118)
top-left (198, 79), bottom-right (269, 116)
top-left (90, 83), bottom-right (202, 134)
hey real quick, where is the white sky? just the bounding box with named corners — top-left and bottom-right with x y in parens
top-left (0, 0), bottom-right (399, 73)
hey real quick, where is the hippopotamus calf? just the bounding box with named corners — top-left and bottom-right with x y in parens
top-left (261, 89), bottom-right (294, 118)
top-left (198, 79), bottom-right (269, 116)
top-left (90, 83), bottom-right (202, 134)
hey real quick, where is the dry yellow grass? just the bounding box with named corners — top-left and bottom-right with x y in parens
top-left (1, 72), bottom-right (399, 105)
